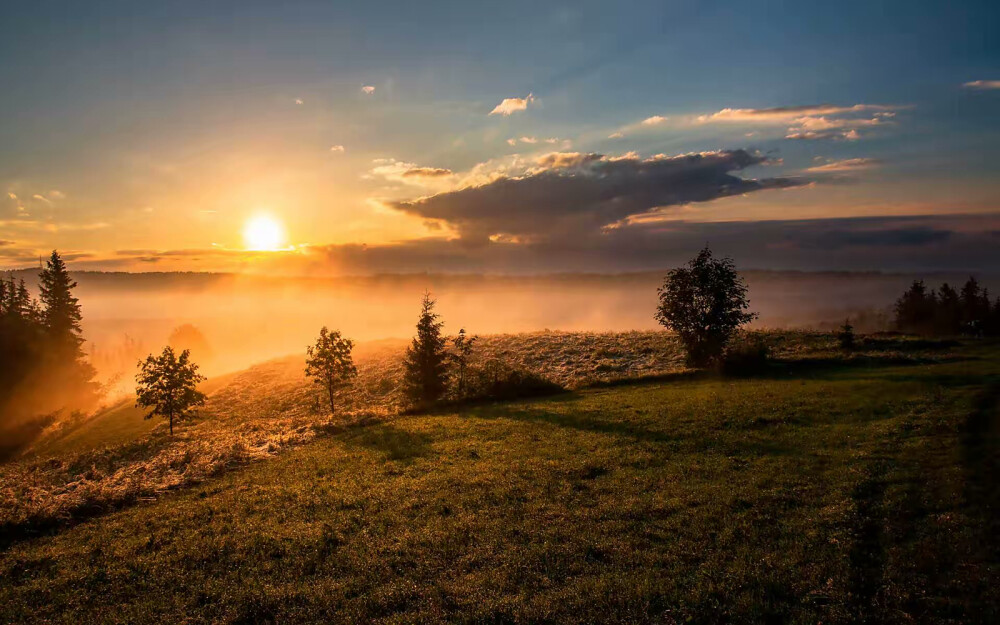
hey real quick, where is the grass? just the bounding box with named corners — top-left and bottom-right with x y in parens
top-left (1, 335), bottom-right (997, 623)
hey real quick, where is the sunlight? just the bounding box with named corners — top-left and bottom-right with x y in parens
top-left (243, 214), bottom-right (286, 251)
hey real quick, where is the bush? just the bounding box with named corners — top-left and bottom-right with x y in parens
top-left (719, 334), bottom-right (771, 376)
top-left (465, 359), bottom-right (564, 401)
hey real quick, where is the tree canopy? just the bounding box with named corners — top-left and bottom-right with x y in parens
top-left (135, 346), bottom-right (206, 435)
top-left (655, 247), bottom-right (757, 367)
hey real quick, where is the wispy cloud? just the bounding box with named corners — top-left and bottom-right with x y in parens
top-left (805, 157), bottom-right (881, 173)
top-left (696, 104), bottom-right (895, 123)
top-left (641, 115), bottom-right (667, 126)
top-left (489, 93), bottom-right (534, 116)
top-left (361, 85), bottom-right (375, 95)
top-left (329, 145), bottom-right (345, 153)
top-left (962, 80), bottom-right (1000, 90)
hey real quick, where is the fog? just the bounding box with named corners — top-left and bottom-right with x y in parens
top-left (9, 269), bottom-right (989, 385)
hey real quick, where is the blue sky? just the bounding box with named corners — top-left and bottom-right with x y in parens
top-left (0, 0), bottom-right (997, 272)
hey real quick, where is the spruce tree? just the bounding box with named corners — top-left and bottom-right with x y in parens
top-left (39, 250), bottom-right (84, 354)
top-left (402, 292), bottom-right (449, 405)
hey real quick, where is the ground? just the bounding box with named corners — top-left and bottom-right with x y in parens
top-left (1, 335), bottom-right (998, 623)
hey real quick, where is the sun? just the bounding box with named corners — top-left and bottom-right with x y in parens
top-left (243, 214), bottom-right (286, 251)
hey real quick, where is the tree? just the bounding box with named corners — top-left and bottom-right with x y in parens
top-left (135, 347), bottom-right (206, 435)
top-left (894, 280), bottom-right (936, 334)
top-left (838, 319), bottom-right (855, 350)
top-left (403, 292), bottom-right (449, 404)
top-left (304, 327), bottom-right (358, 414)
top-left (450, 328), bottom-right (477, 398)
top-left (39, 250), bottom-right (84, 354)
top-left (655, 247), bottom-right (757, 367)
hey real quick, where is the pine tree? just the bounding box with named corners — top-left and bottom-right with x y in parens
top-left (39, 250), bottom-right (84, 354)
top-left (402, 292), bottom-right (449, 405)
top-left (450, 328), bottom-right (477, 398)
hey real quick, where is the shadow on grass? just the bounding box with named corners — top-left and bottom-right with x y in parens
top-left (338, 422), bottom-right (434, 462)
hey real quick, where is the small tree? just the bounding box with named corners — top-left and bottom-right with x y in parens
top-left (305, 327), bottom-right (358, 414)
top-left (39, 250), bottom-right (85, 354)
top-left (403, 292), bottom-right (449, 405)
top-left (655, 246), bottom-right (757, 367)
top-left (450, 328), bottom-right (477, 398)
top-left (838, 319), bottom-right (855, 350)
top-left (135, 347), bottom-right (206, 435)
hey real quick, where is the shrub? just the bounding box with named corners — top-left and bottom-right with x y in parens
top-left (837, 320), bottom-right (855, 350)
top-left (719, 334), bottom-right (771, 376)
top-left (465, 359), bottom-right (564, 401)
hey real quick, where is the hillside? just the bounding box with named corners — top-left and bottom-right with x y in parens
top-left (1, 333), bottom-right (998, 622)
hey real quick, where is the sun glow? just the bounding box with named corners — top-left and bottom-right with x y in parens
top-left (243, 214), bottom-right (286, 251)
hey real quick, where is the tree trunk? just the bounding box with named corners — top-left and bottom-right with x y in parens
top-left (169, 411), bottom-right (173, 435)
top-left (327, 385), bottom-right (335, 415)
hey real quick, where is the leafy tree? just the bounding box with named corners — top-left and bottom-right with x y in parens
top-left (655, 247), bottom-right (757, 367)
top-left (135, 346), bottom-right (206, 435)
top-left (305, 327), bottom-right (358, 414)
top-left (403, 292), bottom-right (449, 404)
top-left (450, 328), bottom-right (477, 398)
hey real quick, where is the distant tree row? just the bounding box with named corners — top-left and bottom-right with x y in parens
top-left (894, 277), bottom-right (1000, 336)
top-left (0, 251), bottom-right (98, 424)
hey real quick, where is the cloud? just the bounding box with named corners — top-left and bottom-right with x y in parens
top-left (608, 132), bottom-right (624, 139)
top-left (489, 93), bottom-right (534, 116)
top-left (641, 115), bottom-right (667, 126)
top-left (295, 98), bottom-right (304, 105)
top-left (805, 158), bottom-right (880, 173)
top-left (791, 226), bottom-right (952, 250)
top-left (401, 167), bottom-right (454, 178)
top-left (361, 85), bottom-right (375, 95)
top-left (330, 145), bottom-right (345, 153)
top-left (962, 80), bottom-right (1000, 90)
top-left (786, 129), bottom-right (860, 141)
top-left (390, 149), bottom-right (804, 242)
top-left (696, 104), bottom-right (895, 123)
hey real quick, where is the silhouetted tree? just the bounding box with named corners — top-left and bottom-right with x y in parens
top-left (39, 251), bottom-right (84, 354)
top-left (135, 347), bottom-right (206, 435)
top-left (655, 247), bottom-right (757, 367)
top-left (450, 328), bottom-right (477, 398)
top-left (935, 283), bottom-right (962, 335)
top-left (403, 293), bottom-right (449, 404)
top-left (894, 281), bottom-right (936, 334)
top-left (838, 319), bottom-right (855, 350)
top-left (305, 327), bottom-right (358, 414)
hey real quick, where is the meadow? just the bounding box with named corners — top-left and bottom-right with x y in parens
top-left (1, 330), bottom-right (997, 622)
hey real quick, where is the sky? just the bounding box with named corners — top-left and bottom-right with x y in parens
top-left (1, 0), bottom-right (998, 274)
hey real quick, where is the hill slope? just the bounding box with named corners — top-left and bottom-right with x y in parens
top-left (2, 340), bottom-right (998, 623)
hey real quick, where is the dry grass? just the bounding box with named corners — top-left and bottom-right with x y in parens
top-left (0, 330), bottom-right (955, 541)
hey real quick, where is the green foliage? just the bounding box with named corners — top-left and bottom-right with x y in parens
top-left (403, 293), bottom-right (449, 405)
top-left (305, 327), bottom-right (358, 414)
top-left (655, 246), bottom-right (757, 367)
top-left (135, 347), bottom-right (206, 435)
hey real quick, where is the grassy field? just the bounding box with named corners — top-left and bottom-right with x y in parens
top-left (1, 335), bottom-right (997, 623)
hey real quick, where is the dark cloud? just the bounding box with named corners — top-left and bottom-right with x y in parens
top-left (391, 150), bottom-right (804, 242)
top-left (791, 227), bottom-right (953, 250)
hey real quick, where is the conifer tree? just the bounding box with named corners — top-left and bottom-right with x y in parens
top-left (402, 292), bottom-right (449, 405)
top-left (39, 250), bottom-right (84, 354)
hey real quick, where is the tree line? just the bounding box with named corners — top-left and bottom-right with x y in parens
top-left (0, 252), bottom-right (98, 437)
top-left (893, 277), bottom-right (1000, 337)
